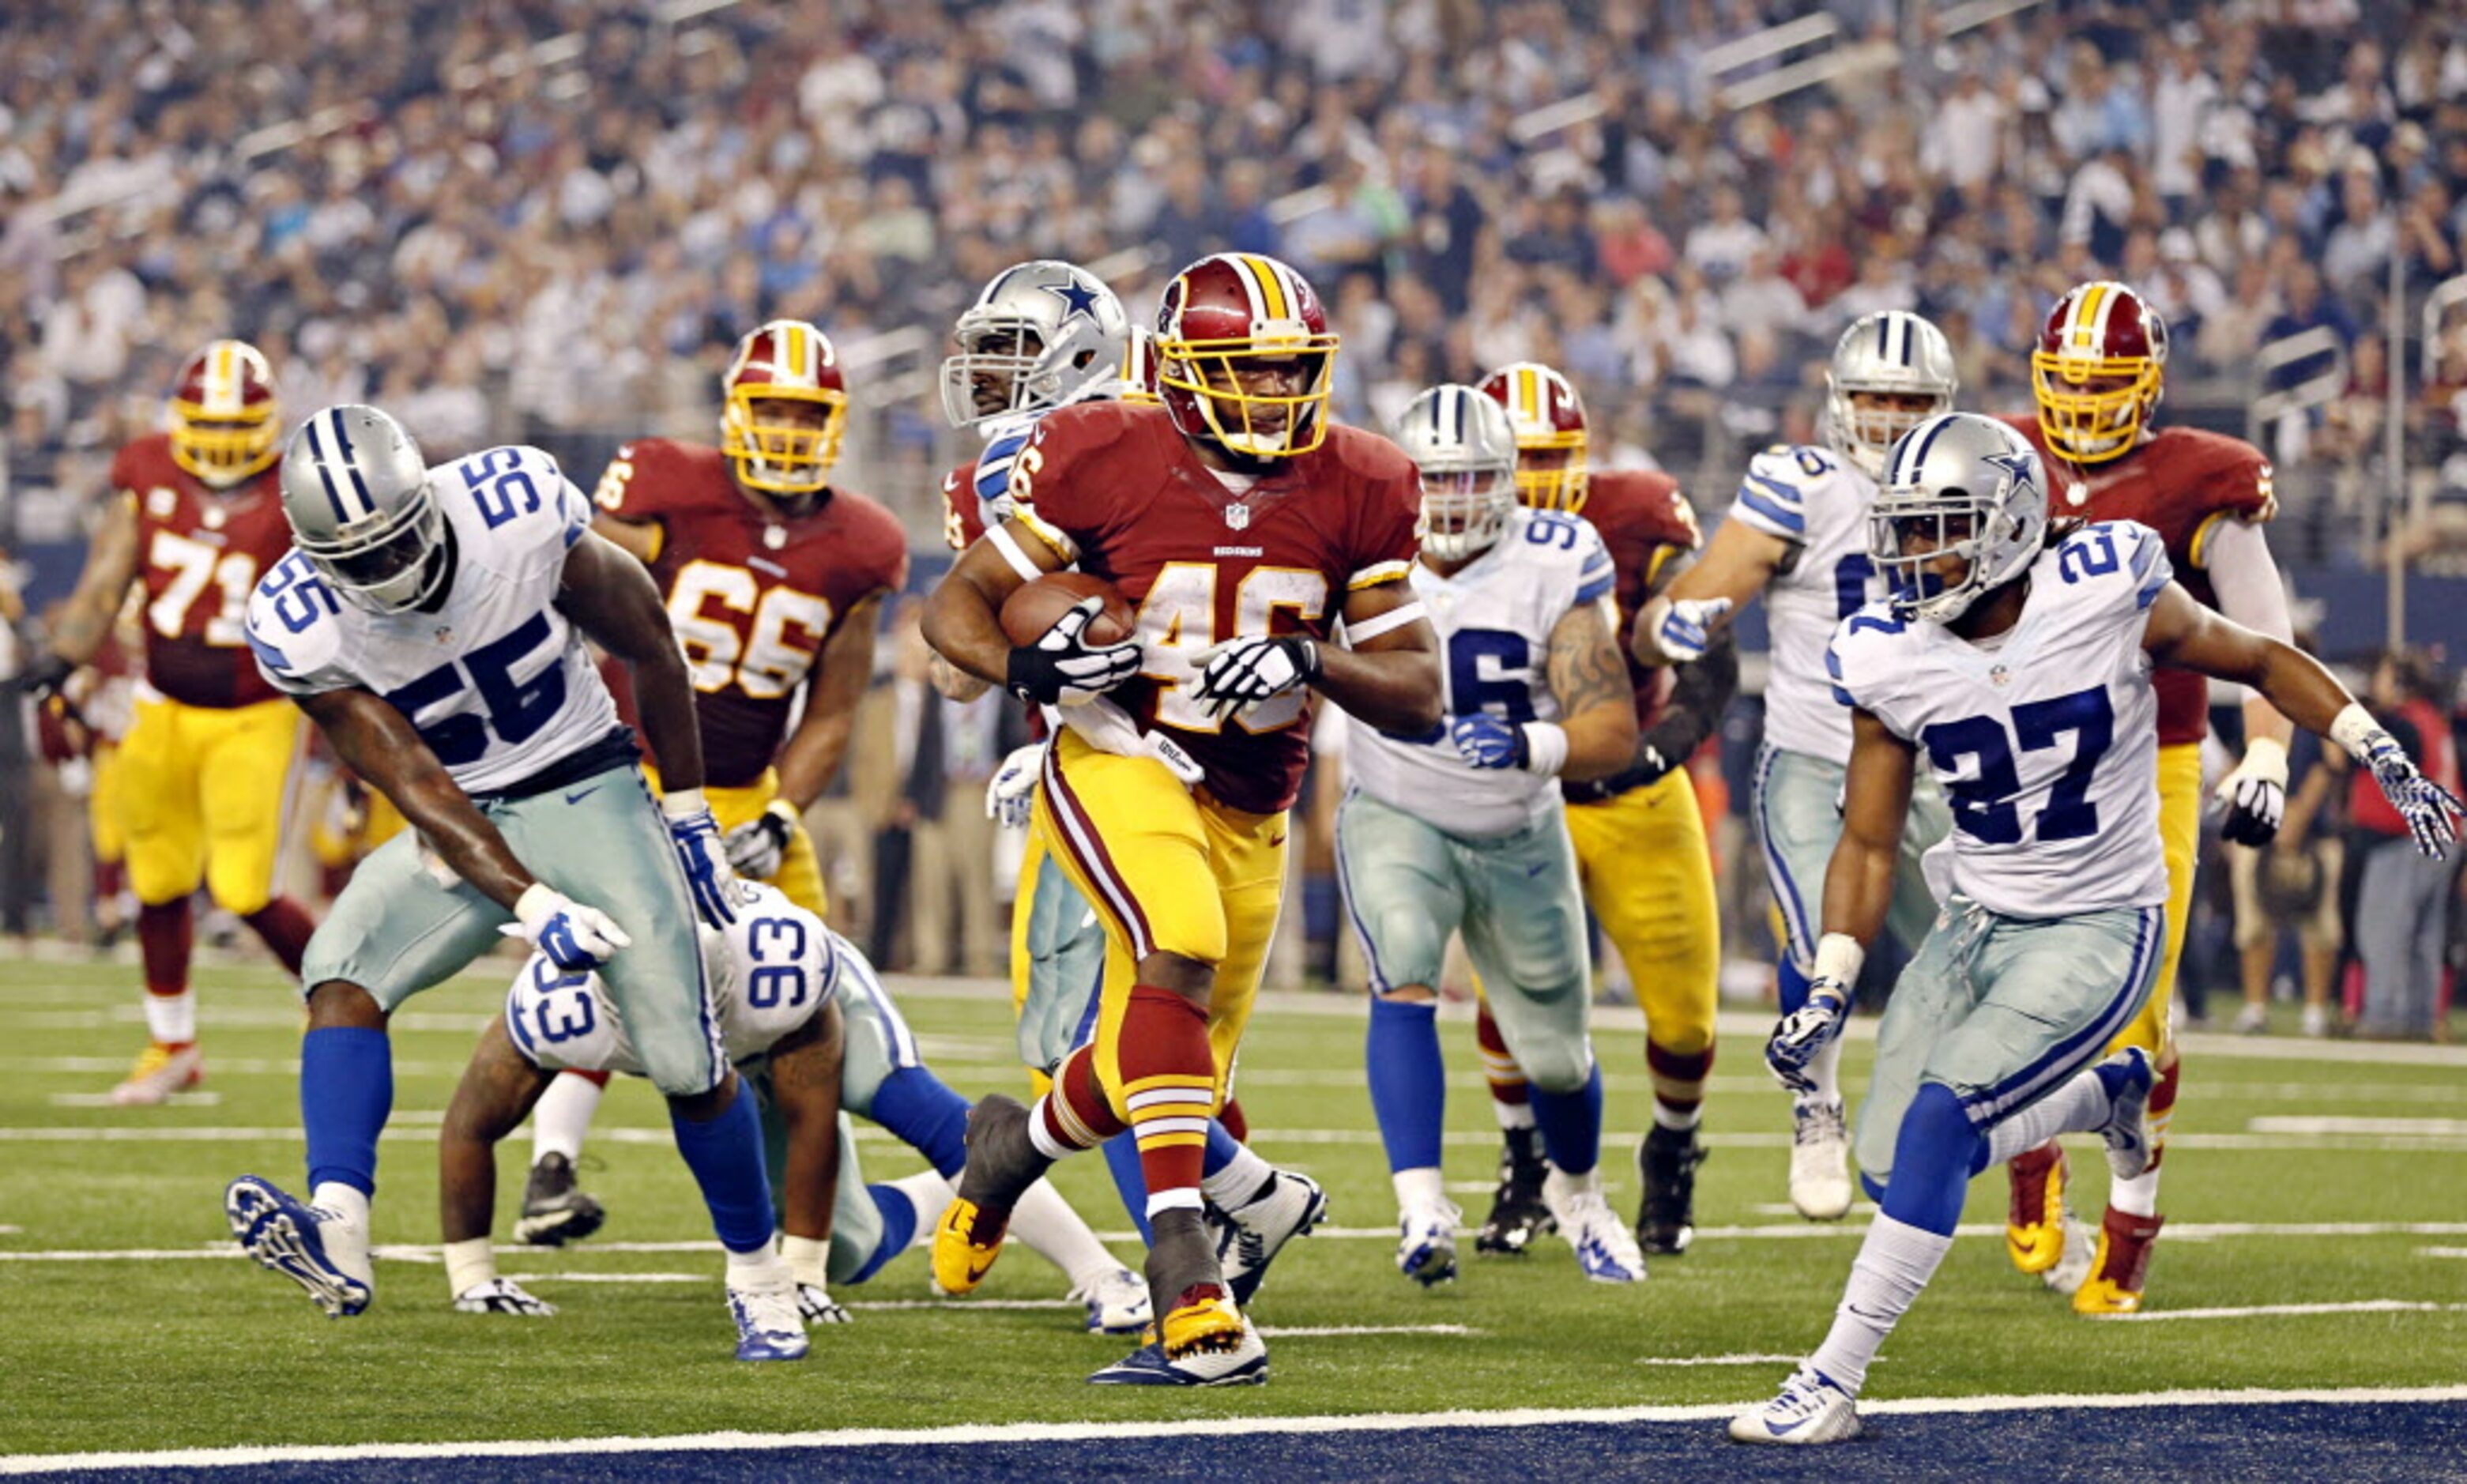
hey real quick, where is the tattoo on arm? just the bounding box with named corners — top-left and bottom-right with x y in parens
top-left (1548, 602), bottom-right (1632, 720)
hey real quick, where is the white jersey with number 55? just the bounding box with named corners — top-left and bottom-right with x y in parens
top-left (1826, 521), bottom-right (2171, 920)
top-left (1726, 443), bottom-right (1885, 766)
top-left (241, 445), bottom-right (620, 793)
top-left (506, 883), bottom-right (839, 1075)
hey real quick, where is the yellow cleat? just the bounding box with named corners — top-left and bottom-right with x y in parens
top-left (1160, 1290), bottom-right (1249, 1361)
top-left (2004, 1142), bottom-right (2070, 1275)
top-left (2073, 1207), bottom-right (2164, 1316)
top-left (930, 1196), bottom-right (1009, 1295)
top-left (111, 1041), bottom-right (204, 1106)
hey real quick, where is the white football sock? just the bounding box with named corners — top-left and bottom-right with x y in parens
top-left (1008, 1176), bottom-right (1124, 1290)
top-left (2109, 1167), bottom-right (2162, 1218)
top-left (309, 1181), bottom-right (374, 1285)
top-left (885, 1169), bottom-right (954, 1233)
top-left (1985, 1064), bottom-right (2111, 1168)
top-left (1652, 1098), bottom-right (1703, 1132)
top-left (1806, 1213), bottom-right (1953, 1395)
top-left (725, 1245), bottom-right (791, 1289)
top-left (1391, 1165), bottom-right (1445, 1212)
top-left (143, 989), bottom-right (196, 1047)
top-left (1805, 1035), bottom-right (1845, 1106)
top-left (1200, 1138), bottom-right (1275, 1210)
top-left (1490, 1097), bottom-right (1536, 1132)
top-left (529, 1072), bottom-right (605, 1166)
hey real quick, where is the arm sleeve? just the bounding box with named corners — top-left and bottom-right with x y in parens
top-left (2200, 516), bottom-right (2293, 643)
top-left (1641, 627), bottom-right (1739, 762)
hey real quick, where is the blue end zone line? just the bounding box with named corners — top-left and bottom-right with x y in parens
top-left (8, 1386), bottom-right (2464, 1475)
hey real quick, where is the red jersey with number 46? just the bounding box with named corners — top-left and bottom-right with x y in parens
top-left (108, 433), bottom-right (291, 709)
top-left (1581, 469), bottom-right (1700, 729)
top-left (2002, 418), bottom-right (2274, 748)
top-left (1008, 401), bottom-right (1420, 815)
top-left (593, 438), bottom-right (907, 787)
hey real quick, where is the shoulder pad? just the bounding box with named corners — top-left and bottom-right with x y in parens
top-left (243, 550), bottom-right (353, 695)
top-left (445, 445), bottom-right (588, 559)
top-left (1317, 423), bottom-right (1420, 488)
top-left (1824, 601), bottom-right (1912, 711)
top-left (1731, 446), bottom-right (1834, 540)
top-left (502, 956), bottom-right (626, 1073)
top-left (2055, 520), bottom-right (2172, 612)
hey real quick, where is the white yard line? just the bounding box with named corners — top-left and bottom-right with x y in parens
top-left (5, 1385), bottom-right (2463, 1475)
top-left (1637, 1353), bottom-right (1817, 1367)
top-left (2093, 1301), bottom-right (2467, 1323)
top-left (497, 1272), bottom-right (705, 1285)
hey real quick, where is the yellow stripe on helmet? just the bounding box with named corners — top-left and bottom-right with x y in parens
top-left (1241, 254), bottom-right (1289, 322)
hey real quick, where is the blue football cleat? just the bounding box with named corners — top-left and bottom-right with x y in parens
top-left (224, 1175), bottom-right (371, 1318)
top-left (726, 1279), bottom-right (809, 1362)
top-left (1087, 1323), bottom-right (1268, 1388)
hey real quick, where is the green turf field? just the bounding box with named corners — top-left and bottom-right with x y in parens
top-left (1, 950), bottom-right (2461, 1458)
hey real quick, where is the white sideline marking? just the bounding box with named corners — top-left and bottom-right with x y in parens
top-left (1637, 1353), bottom-right (1809, 1367)
top-left (2247, 1117), bottom-right (2467, 1138)
top-left (2416, 1248), bottom-right (2467, 1260)
top-left (1256, 1324), bottom-right (1478, 1338)
top-left (3, 1057), bottom-right (467, 1078)
top-left (6, 1385), bottom-right (2464, 1475)
top-left (841, 1298), bottom-right (1076, 1312)
top-left (499, 1272), bottom-right (705, 1285)
top-left (47, 1090), bottom-right (220, 1108)
top-left (2097, 1301), bottom-right (2467, 1323)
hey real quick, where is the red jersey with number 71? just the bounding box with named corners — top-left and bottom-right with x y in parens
top-left (592, 438), bottom-right (907, 788)
top-left (1007, 400), bottom-right (1419, 815)
top-left (107, 433), bottom-right (291, 708)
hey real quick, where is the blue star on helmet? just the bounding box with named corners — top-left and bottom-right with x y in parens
top-left (1985, 449), bottom-right (2038, 499)
top-left (1044, 273), bottom-right (1102, 323)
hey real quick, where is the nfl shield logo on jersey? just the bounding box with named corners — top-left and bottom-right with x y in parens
top-left (1225, 503), bottom-right (1251, 531)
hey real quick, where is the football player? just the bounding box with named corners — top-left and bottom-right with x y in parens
top-left (1731, 414), bottom-right (2461, 1445)
top-left (1348, 385), bottom-right (1648, 1288)
top-left (1632, 314), bottom-right (1960, 1225)
top-left (512, 320), bottom-right (908, 1244)
top-left (17, 343), bottom-right (319, 1103)
top-left (936, 262), bottom-right (1323, 1286)
top-left (222, 405), bottom-right (805, 1362)
top-left (921, 252), bottom-right (1442, 1386)
top-left (439, 881), bottom-right (1151, 1334)
top-left (1471, 362), bottom-right (1737, 1258)
top-left (1999, 281), bottom-right (2292, 1313)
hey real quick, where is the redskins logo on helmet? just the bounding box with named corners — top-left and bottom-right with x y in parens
top-left (722, 320), bottom-right (849, 496)
top-left (1477, 362), bottom-right (1588, 511)
top-left (2032, 281), bottom-right (2168, 466)
top-left (170, 340), bottom-right (281, 488)
top-left (1152, 254), bottom-right (1339, 460)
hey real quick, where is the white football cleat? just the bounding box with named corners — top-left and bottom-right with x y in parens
top-left (1729, 1366), bottom-right (1862, 1445)
top-left (224, 1176), bottom-right (371, 1317)
top-left (1395, 1197), bottom-right (1462, 1287)
top-left (453, 1279), bottom-right (556, 1316)
top-left (725, 1271), bottom-right (808, 1362)
top-left (1789, 1097), bottom-right (1855, 1221)
top-left (1546, 1173), bottom-right (1646, 1284)
top-left (1073, 1267), bottom-right (1154, 1335)
top-left (2096, 1046), bottom-right (2158, 1182)
top-left (1212, 1169), bottom-right (1329, 1306)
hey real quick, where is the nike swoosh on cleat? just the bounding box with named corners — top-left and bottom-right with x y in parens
top-left (1763, 1414), bottom-right (1812, 1437)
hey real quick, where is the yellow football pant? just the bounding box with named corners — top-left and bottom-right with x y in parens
top-left (116, 695), bottom-right (302, 912)
top-left (89, 744), bottom-right (126, 867)
top-left (1030, 729), bottom-right (1285, 1121)
top-left (2109, 742), bottom-right (2201, 1061)
top-left (1565, 768), bottom-right (1720, 1057)
top-left (645, 763), bottom-right (827, 917)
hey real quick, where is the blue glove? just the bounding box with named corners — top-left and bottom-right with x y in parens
top-left (1450, 714), bottom-right (1527, 770)
top-left (2358, 731), bottom-right (2466, 859)
top-left (1765, 979), bottom-right (1851, 1094)
top-left (662, 791), bottom-right (740, 928)
top-left (507, 885), bottom-right (632, 974)
top-left (1653, 597), bottom-right (1733, 664)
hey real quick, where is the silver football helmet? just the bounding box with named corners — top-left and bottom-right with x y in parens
top-left (1826, 311), bottom-right (1959, 480)
top-left (940, 260), bottom-right (1131, 431)
top-left (1397, 384), bottom-right (1520, 562)
top-left (278, 405), bottom-right (447, 614)
top-left (1868, 412), bottom-right (2047, 624)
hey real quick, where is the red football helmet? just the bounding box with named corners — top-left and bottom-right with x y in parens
top-left (1477, 361), bottom-right (1589, 511)
top-left (721, 319), bottom-right (849, 495)
top-left (1121, 323), bottom-right (1162, 405)
top-left (2032, 281), bottom-right (2168, 466)
top-left (1153, 253), bottom-right (1339, 459)
top-left (169, 340), bottom-right (281, 488)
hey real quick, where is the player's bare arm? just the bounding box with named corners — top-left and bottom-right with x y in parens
top-left (921, 517), bottom-right (1065, 687)
top-left (30, 492), bottom-right (139, 675)
top-left (763, 998), bottom-right (847, 1246)
top-left (1543, 598), bottom-right (1639, 782)
top-left (774, 592), bottom-right (885, 809)
top-left (437, 1015), bottom-right (557, 1245)
top-left (1634, 518), bottom-right (1786, 667)
top-left (589, 510), bottom-right (663, 565)
top-left (2141, 584), bottom-right (2362, 739)
top-left (299, 686), bottom-right (540, 910)
top-left (1820, 707), bottom-right (1919, 952)
top-left (557, 529), bottom-right (706, 793)
top-left (1314, 578), bottom-right (1441, 735)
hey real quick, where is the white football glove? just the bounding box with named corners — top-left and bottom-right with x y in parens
top-left (1189, 635), bottom-right (1319, 722)
top-left (1765, 980), bottom-right (1851, 1095)
top-left (453, 1278), bottom-right (556, 1316)
top-left (2210, 738), bottom-right (2288, 848)
top-left (985, 743), bottom-right (1045, 828)
top-left (503, 884), bottom-right (632, 974)
top-left (1650, 596), bottom-right (1734, 664)
top-left (798, 1282), bottom-right (852, 1325)
top-left (1007, 596), bottom-right (1141, 707)
top-left (723, 800), bottom-right (801, 879)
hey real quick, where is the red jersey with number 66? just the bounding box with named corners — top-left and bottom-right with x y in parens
top-left (108, 432), bottom-right (291, 708)
top-left (1007, 400), bottom-right (1419, 815)
top-left (593, 438), bottom-right (907, 787)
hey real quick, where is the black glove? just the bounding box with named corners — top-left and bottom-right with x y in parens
top-left (1189, 635), bottom-right (1320, 721)
top-left (10, 652), bottom-right (72, 698)
top-left (1005, 596), bottom-right (1142, 707)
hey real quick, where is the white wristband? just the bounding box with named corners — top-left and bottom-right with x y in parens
top-left (782, 1233), bottom-right (830, 1289)
top-left (2329, 703), bottom-right (2386, 763)
top-left (443, 1236), bottom-right (496, 1299)
top-left (513, 881), bottom-right (563, 931)
top-left (1637, 594), bottom-right (1674, 657)
top-left (2239, 736), bottom-right (2290, 786)
top-left (659, 786), bottom-right (709, 821)
top-left (1812, 932), bottom-right (1866, 989)
top-left (1520, 721), bottom-right (1570, 777)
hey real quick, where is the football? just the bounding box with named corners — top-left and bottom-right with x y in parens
top-left (1000, 571), bottom-right (1136, 647)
